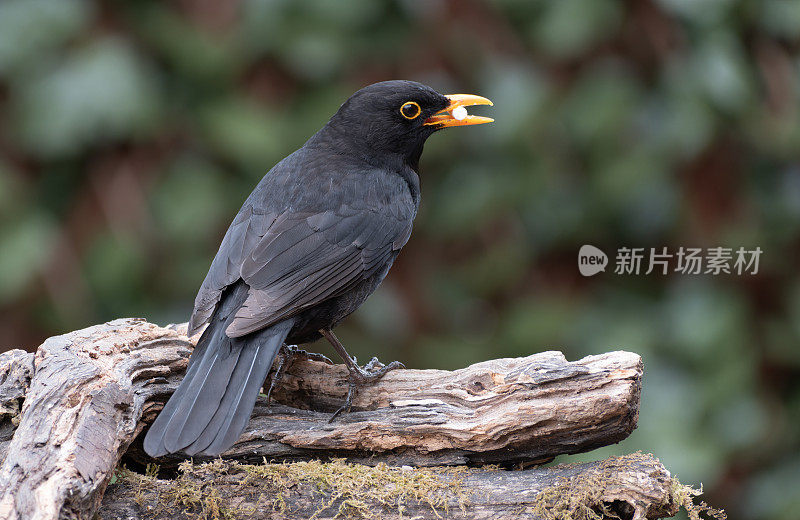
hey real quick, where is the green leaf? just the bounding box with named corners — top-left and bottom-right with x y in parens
top-left (0, 213), bottom-right (56, 304)
top-left (13, 38), bottom-right (161, 157)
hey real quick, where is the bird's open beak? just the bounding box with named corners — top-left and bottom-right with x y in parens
top-left (424, 94), bottom-right (494, 128)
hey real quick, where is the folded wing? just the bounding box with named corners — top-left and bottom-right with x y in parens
top-left (188, 189), bottom-right (413, 338)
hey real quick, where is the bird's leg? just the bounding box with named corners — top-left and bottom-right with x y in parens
top-left (265, 344), bottom-right (334, 404)
top-left (319, 329), bottom-right (405, 421)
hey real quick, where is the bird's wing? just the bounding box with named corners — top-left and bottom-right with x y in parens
top-left (188, 191), bottom-right (414, 338)
top-left (225, 203), bottom-right (412, 337)
top-left (188, 205), bottom-right (279, 336)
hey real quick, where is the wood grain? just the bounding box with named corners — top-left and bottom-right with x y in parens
top-left (194, 347), bottom-right (642, 468)
top-left (100, 453), bottom-right (681, 519)
top-left (0, 349), bottom-right (35, 466)
top-left (0, 318), bottom-right (642, 519)
top-left (0, 319), bottom-right (191, 520)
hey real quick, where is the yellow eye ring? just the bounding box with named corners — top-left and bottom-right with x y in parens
top-left (400, 101), bottom-right (421, 120)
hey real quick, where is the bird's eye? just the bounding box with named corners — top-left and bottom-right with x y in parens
top-left (400, 101), bottom-right (421, 120)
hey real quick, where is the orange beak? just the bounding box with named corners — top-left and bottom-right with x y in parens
top-left (424, 94), bottom-right (494, 128)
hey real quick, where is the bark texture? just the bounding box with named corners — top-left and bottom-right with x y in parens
top-left (0, 349), bottom-right (35, 466)
top-left (194, 346), bottom-right (641, 468)
top-left (0, 318), bottom-right (648, 520)
top-left (0, 319), bottom-right (192, 520)
top-left (99, 453), bottom-right (684, 520)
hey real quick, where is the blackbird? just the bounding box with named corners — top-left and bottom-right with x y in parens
top-left (143, 80), bottom-right (492, 457)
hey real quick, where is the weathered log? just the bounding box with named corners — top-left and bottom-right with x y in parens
top-left (0, 349), bottom-right (35, 466)
top-left (0, 320), bottom-right (192, 520)
top-left (99, 453), bottom-right (692, 519)
top-left (0, 318), bottom-right (642, 519)
top-left (184, 346), bottom-right (642, 468)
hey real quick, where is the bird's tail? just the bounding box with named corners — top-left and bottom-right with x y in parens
top-left (144, 282), bottom-right (293, 457)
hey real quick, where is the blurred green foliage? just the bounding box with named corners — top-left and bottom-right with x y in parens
top-left (0, 1), bottom-right (799, 518)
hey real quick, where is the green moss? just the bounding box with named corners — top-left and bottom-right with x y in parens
top-left (110, 458), bottom-right (468, 519)
top-left (111, 454), bottom-right (724, 520)
top-left (144, 463), bottom-right (160, 479)
top-left (188, 458), bottom-right (469, 519)
top-left (113, 465), bottom-right (156, 507)
top-left (671, 479), bottom-right (727, 520)
top-left (113, 461), bottom-right (237, 519)
top-left (529, 453), bottom-right (726, 520)
top-left (161, 474), bottom-right (237, 520)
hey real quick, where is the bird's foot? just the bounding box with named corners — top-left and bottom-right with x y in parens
top-left (265, 345), bottom-right (334, 404)
top-left (329, 355), bottom-right (405, 422)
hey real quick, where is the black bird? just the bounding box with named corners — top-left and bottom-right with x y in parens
top-left (143, 80), bottom-right (492, 457)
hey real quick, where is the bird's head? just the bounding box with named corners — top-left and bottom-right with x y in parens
top-left (321, 80), bottom-right (493, 170)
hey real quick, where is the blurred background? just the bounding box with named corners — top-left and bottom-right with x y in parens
top-left (0, 0), bottom-right (798, 517)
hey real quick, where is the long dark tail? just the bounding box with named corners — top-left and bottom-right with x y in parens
top-left (144, 282), bottom-right (294, 457)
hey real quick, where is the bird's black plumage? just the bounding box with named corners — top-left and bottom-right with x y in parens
top-left (144, 80), bottom-right (488, 457)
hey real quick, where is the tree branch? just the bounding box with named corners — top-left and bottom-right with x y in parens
top-left (0, 318), bottom-right (648, 519)
top-left (100, 453), bottom-right (686, 519)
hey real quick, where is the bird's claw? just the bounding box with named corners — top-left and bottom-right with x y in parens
top-left (328, 357), bottom-right (405, 423)
top-left (364, 357), bottom-right (383, 372)
top-left (350, 359), bottom-right (405, 384)
top-left (329, 382), bottom-right (357, 422)
top-left (266, 345), bottom-right (334, 405)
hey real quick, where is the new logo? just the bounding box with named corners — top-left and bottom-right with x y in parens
top-left (578, 245), bottom-right (608, 277)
